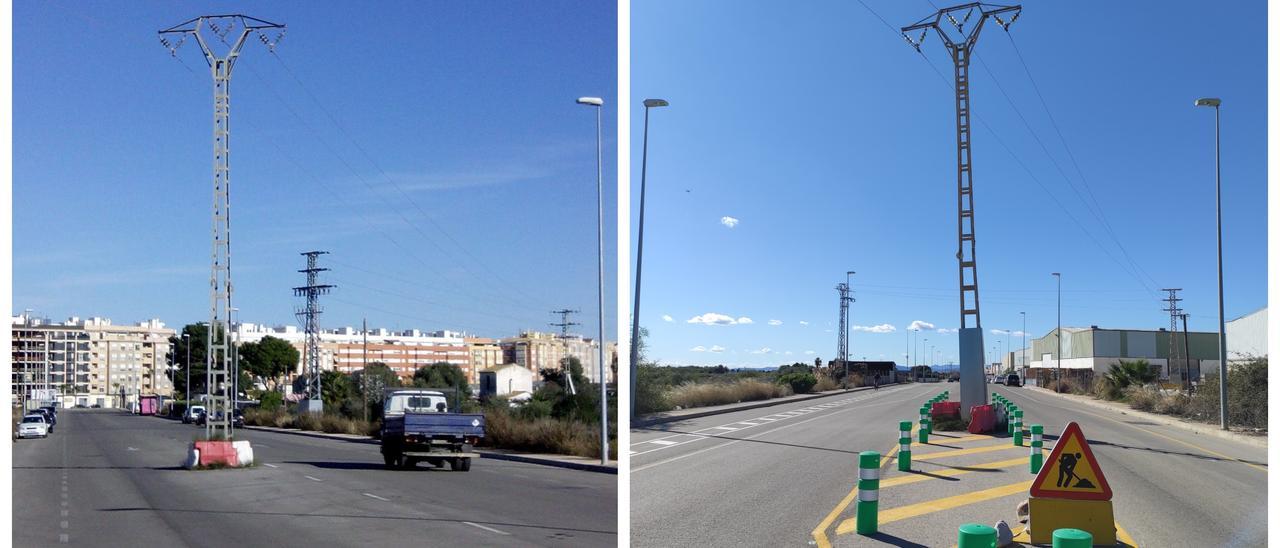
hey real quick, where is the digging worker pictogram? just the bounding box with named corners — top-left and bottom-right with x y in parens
top-left (1056, 452), bottom-right (1095, 489)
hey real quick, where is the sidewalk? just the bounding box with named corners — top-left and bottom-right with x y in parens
top-left (635, 382), bottom-right (911, 427)
top-left (236, 424), bottom-right (617, 473)
top-left (1023, 385), bottom-right (1267, 448)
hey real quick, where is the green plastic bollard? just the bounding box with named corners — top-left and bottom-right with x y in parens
top-left (1008, 406), bottom-right (1018, 436)
top-left (1013, 410), bottom-right (1024, 446)
top-left (1051, 528), bottom-right (1093, 548)
top-left (1030, 424), bottom-right (1044, 474)
top-left (957, 523), bottom-right (997, 548)
top-left (918, 408), bottom-right (930, 443)
top-left (856, 451), bottom-right (880, 535)
top-left (898, 421), bottom-right (912, 471)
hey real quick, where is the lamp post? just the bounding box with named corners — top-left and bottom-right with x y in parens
top-left (1020, 311), bottom-right (1026, 380)
top-left (577, 96), bottom-right (609, 465)
top-left (1195, 97), bottom-right (1228, 430)
top-left (1052, 272), bottom-right (1061, 389)
top-left (630, 98), bottom-right (668, 420)
top-left (183, 332), bottom-right (191, 405)
top-left (229, 306), bottom-right (240, 408)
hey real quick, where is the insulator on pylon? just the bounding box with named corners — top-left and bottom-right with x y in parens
top-left (160, 37), bottom-right (171, 48)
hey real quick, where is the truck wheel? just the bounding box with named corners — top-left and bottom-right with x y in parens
top-left (383, 453), bottom-right (397, 469)
top-left (447, 458), bottom-right (460, 471)
top-left (459, 458), bottom-right (471, 472)
top-left (400, 456), bottom-right (415, 470)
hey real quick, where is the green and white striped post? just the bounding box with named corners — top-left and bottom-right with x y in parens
top-left (1013, 410), bottom-right (1024, 446)
top-left (898, 421), bottom-right (912, 471)
top-left (957, 523), bottom-right (997, 548)
top-left (1052, 528), bottom-right (1093, 548)
top-left (856, 451), bottom-right (880, 535)
top-left (918, 407), bottom-right (930, 443)
top-left (1007, 406), bottom-right (1019, 436)
top-left (1030, 424), bottom-right (1044, 473)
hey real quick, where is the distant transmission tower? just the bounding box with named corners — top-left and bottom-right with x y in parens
top-left (835, 271), bottom-right (855, 384)
top-left (550, 309), bottom-right (581, 395)
top-left (160, 14), bottom-right (285, 440)
top-left (1162, 288), bottom-right (1184, 382)
top-left (902, 3), bottom-right (1020, 417)
top-left (295, 251), bottom-right (335, 413)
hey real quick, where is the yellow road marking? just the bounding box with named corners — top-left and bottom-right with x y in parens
top-left (810, 426), bottom-right (912, 548)
top-left (879, 457), bottom-right (1027, 489)
top-left (836, 480), bottom-right (1034, 535)
top-left (1004, 389), bottom-right (1266, 473)
top-left (913, 433), bottom-right (993, 446)
top-left (1117, 524), bottom-right (1137, 546)
top-left (914, 442), bottom-right (1025, 461)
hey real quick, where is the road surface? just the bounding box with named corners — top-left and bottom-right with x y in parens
top-left (13, 409), bottom-right (616, 547)
top-left (629, 382), bottom-right (1266, 547)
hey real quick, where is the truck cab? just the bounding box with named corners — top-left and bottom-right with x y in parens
top-left (379, 389), bottom-right (485, 471)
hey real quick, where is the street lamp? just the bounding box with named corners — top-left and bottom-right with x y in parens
top-left (1195, 96), bottom-right (1228, 430)
top-left (183, 332), bottom-right (191, 405)
top-left (577, 95), bottom-right (609, 465)
top-left (629, 97), bottom-right (668, 420)
top-left (1052, 272), bottom-right (1061, 390)
top-left (229, 306), bottom-right (240, 407)
top-left (1020, 311), bottom-right (1027, 380)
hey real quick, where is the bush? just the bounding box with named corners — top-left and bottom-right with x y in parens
top-left (667, 380), bottom-right (790, 410)
top-left (932, 415), bottom-right (967, 431)
top-left (1104, 360), bottom-right (1158, 391)
top-left (481, 408), bottom-right (616, 459)
top-left (259, 391), bottom-right (284, 412)
top-left (1187, 358), bottom-right (1267, 429)
top-left (1125, 385), bottom-right (1161, 412)
top-left (635, 365), bottom-right (673, 414)
top-left (1154, 391), bottom-right (1192, 416)
top-left (1046, 377), bottom-right (1085, 395)
top-left (1091, 378), bottom-right (1123, 401)
top-left (813, 374), bottom-right (839, 392)
top-left (777, 373), bottom-right (817, 394)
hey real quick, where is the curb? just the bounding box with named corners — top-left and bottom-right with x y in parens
top-left (477, 451), bottom-right (617, 474)
top-left (236, 424), bottom-right (615, 473)
top-left (635, 383), bottom-right (905, 427)
top-left (1022, 386), bottom-right (1267, 448)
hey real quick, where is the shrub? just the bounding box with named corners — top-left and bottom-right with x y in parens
top-left (667, 380), bottom-right (790, 409)
top-left (1188, 358), bottom-right (1267, 429)
top-left (636, 364), bottom-right (673, 414)
top-left (1047, 377), bottom-right (1085, 395)
top-left (293, 412), bottom-right (323, 432)
top-left (932, 415), bottom-right (967, 431)
top-left (1104, 360), bottom-right (1158, 391)
top-left (1154, 391), bottom-right (1192, 416)
top-left (777, 372), bottom-right (817, 394)
top-left (1091, 377), bottom-right (1123, 401)
top-left (259, 391), bottom-right (284, 412)
top-left (813, 374), bottom-right (839, 392)
top-left (1125, 385), bottom-right (1161, 412)
top-left (481, 408), bottom-right (616, 459)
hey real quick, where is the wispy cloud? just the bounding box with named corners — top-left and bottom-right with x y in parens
top-left (662, 314), bottom-right (674, 322)
top-left (709, 345), bottom-right (726, 353)
top-left (852, 323), bottom-right (897, 333)
top-left (750, 347), bottom-right (772, 354)
top-left (690, 345), bottom-right (707, 352)
top-left (768, 319), bottom-right (783, 326)
top-left (804, 350), bottom-right (816, 355)
top-left (799, 321), bottom-right (810, 326)
top-left (720, 216), bottom-right (739, 228)
top-left (908, 320), bottom-right (936, 331)
top-left (936, 328), bottom-right (959, 334)
top-left (687, 312), bottom-right (753, 326)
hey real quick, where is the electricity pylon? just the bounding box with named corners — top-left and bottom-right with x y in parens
top-left (160, 14), bottom-right (285, 439)
top-left (550, 309), bottom-right (582, 395)
top-left (902, 2), bottom-right (1020, 419)
top-left (295, 251), bottom-right (335, 413)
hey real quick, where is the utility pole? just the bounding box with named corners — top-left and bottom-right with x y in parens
top-left (294, 251), bottom-right (335, 414)
top-left (835, 271), bottom-right (854, 387)
top-left (362, 317), bottom-right (368, 423)
top-left (1180, 313), bottom-right (1192, 394)
top-left (903, 2), bottom-right (1020, 418)
top-left (160, 14), bottom-right (285, 440)
top-left (550, 309), bottom-right (581, 395)
top-left (1162, 288), bottom-right (1184, 383)
top-left (1020, 311), bottom-right (1026, 379)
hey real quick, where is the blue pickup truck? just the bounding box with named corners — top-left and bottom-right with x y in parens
top-left (379, 389), bottom-right (485, 471)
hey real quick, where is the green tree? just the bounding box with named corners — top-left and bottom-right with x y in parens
top-left (238, 335), bottom-right (299, 391)
top-left (412, 362), bottom-right (470, 409)
top-left (320, 370), bottom-right (355, 417)
top-left (170, 323), bottom-right (213, 399)
top-left (352, 362), bottom-right (401, 419)
top-left (1104, 359), bottom-right (1158, 390)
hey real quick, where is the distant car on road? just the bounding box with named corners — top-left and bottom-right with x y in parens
top-left (1004, 374), bottom-right (1021, 387)
top-left (194, 409), bottom-right (210, 426)
top-left (210, 409), bottom-right (245, 428)
top-left (183, 405), bottom-right (206, 424)
top-left (18, 415), bottom-right (50, 439)
top-left (30, 409), bottom-right (54, 432)
top-left (91, 404), bottom-right (101, 409)
top-left (39, 406), bottom-right (57, 424)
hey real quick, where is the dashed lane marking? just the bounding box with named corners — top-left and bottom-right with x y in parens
top-left (304, 475), bottom-right (322, 482)
top-left (463, 521), bottom-right (511, 535)
top-left (363, 493), bottom-right (389, 501)
top-left (263, 463), bottom-right (279, 468)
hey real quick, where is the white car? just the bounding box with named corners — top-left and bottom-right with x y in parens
top-left (183, 405), bottom-right (206, 424)
top-left (18, 415), bottom-right (49, 439)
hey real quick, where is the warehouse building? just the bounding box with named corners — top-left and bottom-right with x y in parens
top-left (1026, 325), bottom-right (1219, 384)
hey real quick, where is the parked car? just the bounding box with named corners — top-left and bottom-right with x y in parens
top-left (31, 409), bottom-right (54, 432)
top-left (183, 405), bottom-right (206, 424)
top-left (38, 406), bottom-right (57, 425)
top-left (18, 415), bottom-right (50, 439)
top-left (194, 409), bottom-right (209, 426)
top-left (91, 404), bottom-right (102, 409)
top-left (74, 404), bottom-right (87, 409)
top-left (1004, 374), bottom-right (1021, 387)
top-left (209, 409), bottom-right (245, 428)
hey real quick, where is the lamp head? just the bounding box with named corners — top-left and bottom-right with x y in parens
top-left (577, 97), bottom-right (604, 106)
top-left (643, 98), bottom-right (669, 108)
top-left (1194, 98), bottom-right (1221, 107)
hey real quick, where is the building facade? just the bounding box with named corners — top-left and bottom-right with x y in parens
top-left (1027, 325), bottom-right (1220, 382)
top-left (1225, 307), bottom-right (1267, 363)
top-left (233, 324), bottom-right (474, 384)
top-left (500, 331), bottom-right (614, 384)
top-left (11, 315), bottom-right (175, 409)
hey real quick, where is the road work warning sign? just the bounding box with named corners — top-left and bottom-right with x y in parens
top-left (1029, 421), bottom-right (1112, 501)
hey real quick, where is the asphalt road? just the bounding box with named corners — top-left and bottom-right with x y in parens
top-left (629, 382), bottom-right (1267, 547)
top-left (13, 409), bottom-right (616, 547)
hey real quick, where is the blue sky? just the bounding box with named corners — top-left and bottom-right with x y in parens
top-left (631, 1), bottom-right (1267, 368)
top-left (14, 1), bottom-right (617, 340)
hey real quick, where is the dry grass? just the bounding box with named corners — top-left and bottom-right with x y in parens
top-left (242, 407), bottom-right (376, 437)
top-left (813, 374), bottom-right (840, 392)
top-left (667, 380), bottom-right (791, 410)
top-left (481, 410), bottom-right (616, 459)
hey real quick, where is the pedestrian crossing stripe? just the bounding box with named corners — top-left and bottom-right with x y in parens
top-left (1029, 421), bottom-right (1113, 501)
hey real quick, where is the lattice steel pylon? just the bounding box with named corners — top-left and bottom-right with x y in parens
top-left (160, 14), bottom-right (285, 440)
top-left (550, 309), bottom-right (582, 395)
top-left (295, 251), bottom-right (335, 413)
top-left (1162, 288), bottom-right (1184, 381)
top-left (903, 2), bottom-right (1019, 419)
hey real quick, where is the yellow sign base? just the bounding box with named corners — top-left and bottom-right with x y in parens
top-left (1028, 497), bottom-right (1116, 545)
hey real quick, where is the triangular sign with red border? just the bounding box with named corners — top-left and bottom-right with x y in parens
top-left (1030, 421), bottom-right (1112, 501)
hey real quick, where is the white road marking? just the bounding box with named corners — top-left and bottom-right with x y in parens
top-left (650, 440), bottom-right (678, 446)
top-left (363, 493), bottom-right (389, 501)
top-left (61, 510), bottom-right (68, 517)
top-left (263, 463), bottom-right (278, 468)
top-left (127, 447), bottom-right (138, 451)
top-left (60, 520), bottom-right (68, 529)
top-left (59, 534), bottom-right (68, 543)
top-left (304, 475), bottom-right (322, 482)
top-left (463, 521), bottom-right (511, 535)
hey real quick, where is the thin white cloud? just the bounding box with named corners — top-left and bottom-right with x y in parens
top-left (687, 313), bottom-right (751, 326)
top-left (799, 321), bottom-right (810, 326)
top-left (750, 347), bottom-right (772, 354)
top-left (709, 345), bottom-right (726, 353)
top-left (662, 314), bottom-right (674, 322)
top-left (908, 320), bottom-right (936, 331)
top-left (720, 216), bottom-right (740, 228)
top-left (768, 319), bottom-right (783, 326)
top-left (852, 323), bottom-right (897, 334)
top-left (690, 345), bottom-right (707, 352)
top-left (804, 350), bottom-right (816, 355)
top-left (785, 351), bottom-right (793, 355)
top-left (936, 328), bottom-right (959, 334)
